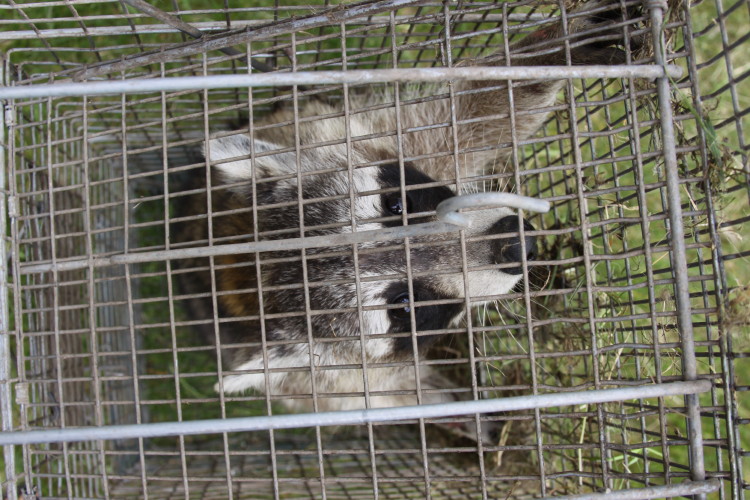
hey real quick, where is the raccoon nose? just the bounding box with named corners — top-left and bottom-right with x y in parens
top-left (491, 216), bottom-right (537, 275)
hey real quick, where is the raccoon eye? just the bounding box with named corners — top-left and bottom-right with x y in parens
top-left (384, 192), bottom-right (412, 216)
top-left (389, 292), bottom-right (413, 321)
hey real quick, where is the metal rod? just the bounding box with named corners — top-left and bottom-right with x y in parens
top-left (436, 192), bottom-right (550, 227)
top-left (1, 65), bottom-right (683, 99)
top-left (680, 1), bottom-right (739, 498)
top-left (74, 0), bottom-right (437, 80)
top-left (121, 0), bottom-right (275, 73)
top-left (18, 191), bottom-right (549, 274)
top-left (0, 54), bottom-right (19, 500)
top-left (542, 479), bottom-right (721, 500)
top-left (648, 2), bottom-right (707, 497)
top-left (16, 221), bottom-right (455, 274)
top-left (0, 14), bottom-right (546, 41)
top-left (0, 380), bottom-right (711, 445)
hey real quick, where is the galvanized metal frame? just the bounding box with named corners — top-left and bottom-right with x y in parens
top-left (690, 2), bottom-right (750, 500)
top-left (0, 0), bottom-right (746, 499)
top-left (0, 52), bottom-right (17, 495)
top-left (647, 1), bottom-right (706, 497)
top-left (0, 380), bottom-right (713, 445)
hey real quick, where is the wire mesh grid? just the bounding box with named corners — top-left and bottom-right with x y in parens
top-left (0, 0), bottom-right (747, 499)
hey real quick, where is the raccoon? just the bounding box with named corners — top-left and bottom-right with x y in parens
top-left (172, 0), bottom-right (643, 442)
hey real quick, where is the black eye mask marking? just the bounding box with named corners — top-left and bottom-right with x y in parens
top-left (378, 164), bottom-right (453, 226)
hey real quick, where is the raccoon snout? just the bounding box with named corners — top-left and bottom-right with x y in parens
top-left (491, 215), bottom-right (538, 275)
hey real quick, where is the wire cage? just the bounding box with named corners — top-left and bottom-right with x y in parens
top-left (0, 0), bottom-right (747, 499)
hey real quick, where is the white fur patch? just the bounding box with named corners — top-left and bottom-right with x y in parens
top-left (357, 279), bottom-right (395, 359)
top-left (365, 337), bottom-right (393, 359)
top-left (217, 344), bottom-right (310, 395)
top-left (460, 207), bottom-right (524, 299)
top-left (217, 338), bottom-right (390, 395)
top-left (205, 135), bottom-right (296, 182)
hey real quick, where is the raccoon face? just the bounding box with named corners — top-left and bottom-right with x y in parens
top-left (204, 133), bottom-right (537, 393)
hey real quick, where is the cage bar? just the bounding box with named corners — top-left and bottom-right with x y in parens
top-left (1, 0), bottom-right (747, 499)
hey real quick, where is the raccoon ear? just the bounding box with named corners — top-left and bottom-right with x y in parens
top-left (203, 134), bottom-right (295, 182)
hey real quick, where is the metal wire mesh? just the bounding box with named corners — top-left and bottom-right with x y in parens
top-left (0, 0), bottom-right (747, 499)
